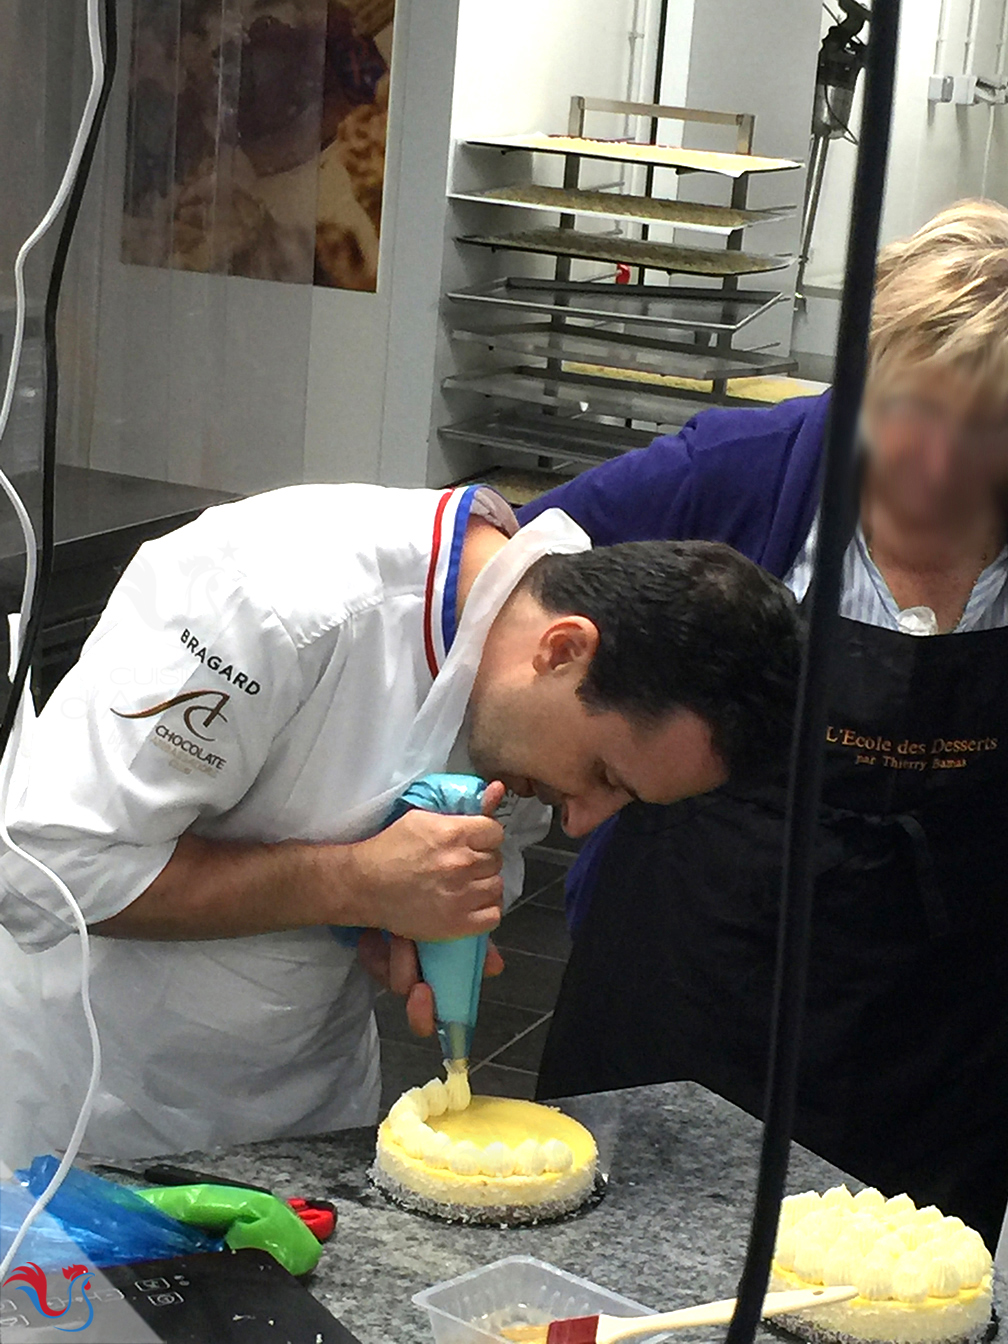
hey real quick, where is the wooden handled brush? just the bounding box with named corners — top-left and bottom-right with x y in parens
top-left (499, 1284), bottom-right (858, 1344)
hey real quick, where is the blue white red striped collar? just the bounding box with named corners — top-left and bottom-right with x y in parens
top-left (422, 485), bottom-right (480, 678)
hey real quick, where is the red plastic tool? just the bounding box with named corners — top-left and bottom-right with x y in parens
top-left (287, 1197), bottom-right (337, 1242)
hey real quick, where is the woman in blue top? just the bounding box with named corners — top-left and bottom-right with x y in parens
top-left (518, 200), bottom-right (1008, 1247)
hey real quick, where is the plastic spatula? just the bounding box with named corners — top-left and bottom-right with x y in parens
top-left (499, 1285), bottom-right (858, 1343)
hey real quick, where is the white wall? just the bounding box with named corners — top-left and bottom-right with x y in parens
top-left (798, 0), bottom-right (1008, 361)
top-left (451, 0), bottom-right (649, 139)
top-left (676, 0), bottom-right (823, 354)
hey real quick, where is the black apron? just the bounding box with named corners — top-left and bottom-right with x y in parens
top-left (538, 616), bottom-right (1008, 1248)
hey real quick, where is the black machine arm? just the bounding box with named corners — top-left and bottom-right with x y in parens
top-left (818, 0), bottom-right (870, 133)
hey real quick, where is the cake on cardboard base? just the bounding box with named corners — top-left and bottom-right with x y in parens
top-left (372, 1071), bottom-right (598, 1225)
top-left (769, 1186), bottom-right (993, 1344)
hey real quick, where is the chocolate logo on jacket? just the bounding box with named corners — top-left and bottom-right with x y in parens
top-left (114, 690), bottom-right (230, 775)
top-left (114, 689), bottom-right (229, 739)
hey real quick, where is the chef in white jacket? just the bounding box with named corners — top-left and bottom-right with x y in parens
top-left (0, 482), bottom-right (798, 1164)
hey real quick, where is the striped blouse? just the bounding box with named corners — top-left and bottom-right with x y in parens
top-left (783, 514), bottom-right (1008, 634)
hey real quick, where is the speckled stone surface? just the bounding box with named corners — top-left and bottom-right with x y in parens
top-left (160, 1081), bottom-right (863, 1344)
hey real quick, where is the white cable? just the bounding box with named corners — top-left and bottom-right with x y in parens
top-left (0, 0), bottom-right (105, 1282)
top-left (981, 95), bottom-right (997, 199)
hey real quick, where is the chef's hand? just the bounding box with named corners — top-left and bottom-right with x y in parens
top-left (357, 933), bottom-right (505, 1037)
top-left (348, 781), bottom-right (507, 941)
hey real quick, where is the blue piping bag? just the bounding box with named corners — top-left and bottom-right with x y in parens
top-left (333, 774), bottom-right (490, 1067)
top-left (386, 775), bottom-right (489, 1067)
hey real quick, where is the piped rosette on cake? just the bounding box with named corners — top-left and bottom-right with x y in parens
top-left (769, 1186), bottom-right (994, 1344)
top-left (371, 1074), bottom-right (598, 1224)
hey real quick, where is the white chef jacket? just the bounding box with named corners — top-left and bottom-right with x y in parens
top-left (0, 483), bottom-right (589, 1164)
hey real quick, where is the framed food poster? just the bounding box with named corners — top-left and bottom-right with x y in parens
top-left (122, 1), bottom-right (395, 291)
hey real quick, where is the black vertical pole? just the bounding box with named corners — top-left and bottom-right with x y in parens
top-left (639, 0), bottom-right (669, 260)
top-left (723, 3), bottom-right (902, 1342)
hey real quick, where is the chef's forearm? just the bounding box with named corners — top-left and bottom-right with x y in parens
top-left (92, 807), bottom-right (503, 942)
top-left (91, 832), bottom-right (372, 941)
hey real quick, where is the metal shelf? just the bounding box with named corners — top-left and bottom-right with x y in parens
top-left (463, 133), bottom-right (801, 179)
top-left (449, 186), bottom-right (794, 236)
top-left (442, 98), bottom-right (804, 482)
top-left (439, 407), bottom-right (656, 469)
top-left (447, 277), bottom-right (784, 336)
top-left (449, 319), bottom-right (796, 382)
top-left (459, 226), bottom-right (793, 276)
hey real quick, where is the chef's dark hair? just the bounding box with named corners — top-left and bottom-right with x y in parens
top-left (520, 540), bottom-right (801, 780)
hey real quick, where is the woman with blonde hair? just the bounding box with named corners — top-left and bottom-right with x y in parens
top-left (521, 200), bottom-right (1008, 1246)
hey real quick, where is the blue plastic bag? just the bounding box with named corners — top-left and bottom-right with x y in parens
top-left (331, 773), bottom-right (487, 947)
top-left (4, 1157), bottom-right (224, 1268)
top-left (1, 1182), bottom-right (90, 1268)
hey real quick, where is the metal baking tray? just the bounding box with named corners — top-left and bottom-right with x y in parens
top-left (439, 406), bottom-right (655, 469)
top-left (448, 319), bottom-right (796, 382)
top-left (446, 277), bottom-right (785, 336)
top-left (449, 185), bottom-right (794, 236)
top-left (442, 366), bottom-right (706, 427)
top-left (458, 225), bottom-right (793, 276)
top-left (463, 133), bottom-right (801, 179)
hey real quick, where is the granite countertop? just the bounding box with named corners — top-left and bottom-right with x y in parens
top-left (161, 1081), bottom-right (856, 1343)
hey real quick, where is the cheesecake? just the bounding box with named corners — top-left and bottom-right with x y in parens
top-left (372, 1072), bottom-right (598, 1225)
top-left (770, 1187), bottom-right (993, 1344)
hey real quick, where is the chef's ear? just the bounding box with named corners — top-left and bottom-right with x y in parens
top-left (532, 617), bottom-right (599, 677)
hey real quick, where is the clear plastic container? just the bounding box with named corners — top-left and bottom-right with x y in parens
top-left (413, 1254), bottom-right (664, 1344)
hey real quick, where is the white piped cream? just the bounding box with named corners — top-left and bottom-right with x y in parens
top-left (389, 1110), bottom-right (424, 1146)
top-left (885, 1193), bottom-right (916, 1216)
top-left (844, 1216), bottom-right (882, 1254)
top-left (388, 1095), bottom-right (418, 1124)
top-left (542, 1139), bottom-right (574, 1173)
top-left (856, 1252), bottom-right (896, 1300)
top-left (822, 1184), bottom-right (854, 1210)
top-left (399, 1122), bottom-right (429, 1160)
top-left (782, 1192), bottom-right (821, 1225)
top-left (801, 1209), bottom-right (845, 1245)
top-left (892, 1252), bottom-right (929, 1304)
top-left (851, 1186), bottom-right (885, 1211)
top-left (513, 1138), bottom-right (547, 1176)
top-left (480, 1142), bottom-right (515, 1177)
top-left (822, 1238), bottom-right (862, 1287)
top-left (775, 1226), bottom-right (798, 1272)
top-left (420, 1128), bottom-right (452, 1168)
top-left (916, 1205), bottom-right (944, 1227)
top-left (447, 1140), bottom-right (482, 1175)
top-left (421, 1078), bottom-right (449, 1117)
top-left (403, 1087), bottom-right (429, 1121)
top-left (445, 1063), bottom-right (471, 1112)
top-left (926, 1253), bottom-right (963, 1298)
top-left (793, 1236), bottom-right (829, 1285)
top-left (876, 1231), bottom-right (913, 1260)
top-left (950, 1232), bottom-right (991, 1289)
